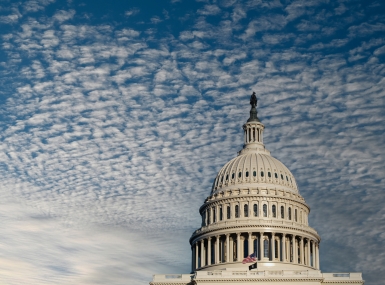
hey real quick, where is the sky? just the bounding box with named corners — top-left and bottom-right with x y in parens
top-left (0, 0), bottom-right (384, 284)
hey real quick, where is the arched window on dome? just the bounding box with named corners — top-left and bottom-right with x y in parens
top-left (202, 211), bottom-right (206, 226)
top-left (281, 206), bottom-right (284, 219)
top-left (261, 171), bottom-right (264, 177)
top-left (238, 172), bottom-right (242, 178)
top-left (264, 238), bottom-right (269, 258)
top-left (226, 174), bottom-right (228, 181)
top-left (220, 206), bottom-right (223, 221)
top-left (232, 173), bottom-right (235, 179)
top-left (253, 204), bottom-right (258, 217)
top-left (274, 173), bottom-right (278, 179)
top-left (295, 209), bottom-right (297, 222)
top-left (246, 171), bottom-right (249, 177)
top-left (263, 204), bottom-right (267, 217)
top-left (227, 206), bottom-right (231, 219)
top-left (281, 174), bottom-right (284, 180)
top-left (244, 204), bottom-right (248, 217)
top-left (268, 172), bottom-right (271, 178)
top-left (253, 171), bottom-right (256, 177)
top-left (272, 205), bottom-right (276, 218)
top-left (213, 207), bottom-right (216, 223)
top-left (235, 205), bottom-right (239, 218)
top-left (288, 207), bottom-right (292, 220)
top-left (207, 209), bottom-right (211, 224)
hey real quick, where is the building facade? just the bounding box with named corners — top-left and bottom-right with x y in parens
top-left (150, 94), bottom-right (364, 285)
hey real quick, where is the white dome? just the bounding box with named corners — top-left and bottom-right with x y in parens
top-left (211, 152), bottom-right (299, 194)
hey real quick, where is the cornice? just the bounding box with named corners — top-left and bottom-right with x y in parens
top-left (190, 223), bottom-right (320, 244)
top-left (193, 277), bottom-right (324, 283)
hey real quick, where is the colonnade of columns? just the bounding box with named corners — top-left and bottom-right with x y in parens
top-left (244, 125), bottom-right (263, 144)
top-left (191, 231), bottom-right (320, 272)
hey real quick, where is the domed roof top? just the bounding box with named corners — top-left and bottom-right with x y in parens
top-left (211, 92), bottom-right (298, 194)
top-left (211, 152), bottom-right (298, 194)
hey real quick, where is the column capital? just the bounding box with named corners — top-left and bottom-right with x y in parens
top-left (208, 236), bottom-right (212, 241)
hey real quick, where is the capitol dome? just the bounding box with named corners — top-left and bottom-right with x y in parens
top-left (151, 93), bottom-right (364, 285)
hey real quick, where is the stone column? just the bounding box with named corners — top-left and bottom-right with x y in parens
top-left (248, 232), bottom-right (253, 256)
top-left (259, 232), bottom-right (264, 260)
top-left (207, 237), bottom-right (212, 266)
top-left (316, 243), bottom-right (320, 269)
top-left (201, 239), bottom-right (205, 267)
top-left (271, 233), bottom-right (275, 261)
top-left (293, 236), bottom-right (297, 263)
top-left (300, 237), bottom-right (304, 264)
top-left (195, 242), bottom-right (199, 269)
top-left (215, 235), bottom-right (220, 264)
top-left (226, 234), bottom-right (230, 262)
top-left (282, 234), bottom-right (286, 262)
top-left (307, 239), bottom-right (311, 266)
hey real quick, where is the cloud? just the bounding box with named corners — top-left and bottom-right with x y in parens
top-left (0, 1), bottom-right (384, 285)
top-left (125, 8), bottom-right (140, 17)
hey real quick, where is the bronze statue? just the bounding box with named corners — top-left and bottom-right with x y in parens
top-left (250, 92), bottom-right (257, 108)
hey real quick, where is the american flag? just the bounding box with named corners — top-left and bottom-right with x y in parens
top-left (242, 252), bottom-right (257, 264)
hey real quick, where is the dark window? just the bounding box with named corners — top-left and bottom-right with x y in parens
top-left (281, 174), bottom-right (284, 180)
top-left (264, 239), bottom-right (269, 258)
top-left (238, 172), bottom-right (242, 178)
top-left (213, 208), bottom-right (216, 223)
top-left (207, 209), bottom-right (211, 224)
top-left (221, 176), bottom-right (223, 182)
top-left (232, 173), bottom-right (235, 179)
top-left (263, 204), bottom-right (267, 217)
top-left (227, 206), bottom-right (231, 219)
top-left (220, 207), bottom-right (223, 221)
top-left (202, 212), bottom-right (206, 226)
top-left (288, 207), bottom-right (292, 220)
top-left (274, 173), bottom-right (278, 179)
top-left (253, 171), bottom-right (256, 177)
top-left (272, 205), bottom-right (276, 218)
top-left (268, 172), bottom-right (271, 178)
top-left (275, 240), bottom-right (279, 258)
top-left (281, 206), bottom-right (284, 219)
top-left (261, 171), bottom-right (264, 177)
top-left (244, 239), bottom-right (249, 258)
top-left (286, 176), bottom-right (288, 181)
top-left (226, 174), bottom-right (228, 180)
top-left (244, 204), bottom-right (248, 217)
top-left (246, 171), bottom-right (249, 177)
top-left (235, 205), bottom-right (239, 218)
top-left (254, 239), bottom-right (258, 258)
top-left (253, 204), bottom-right (258, 217)
top-left (295, 209), bottom-right (297, 222)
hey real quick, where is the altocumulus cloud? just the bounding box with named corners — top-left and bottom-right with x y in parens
top-left (0, 0), bottom-right (384, 284)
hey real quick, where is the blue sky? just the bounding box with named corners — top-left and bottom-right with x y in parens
top-left (0, 0), bottom-right (384, 284)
